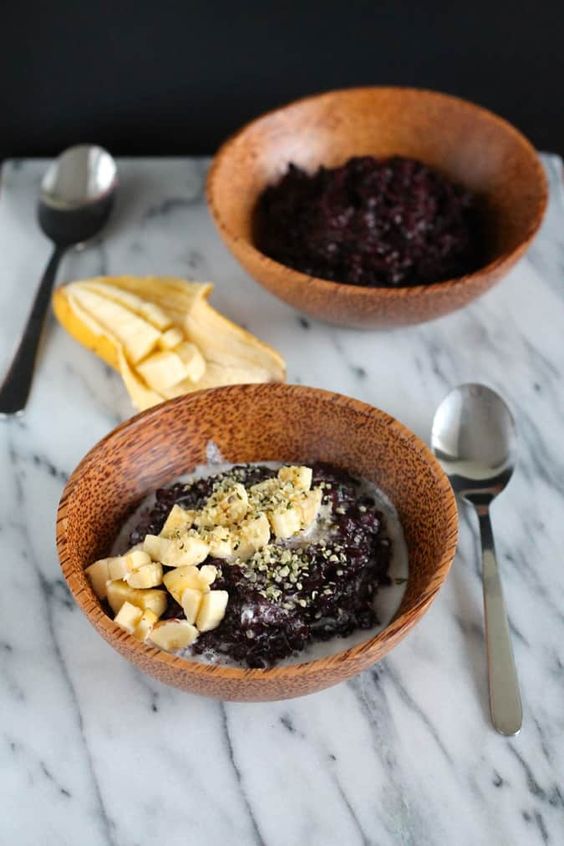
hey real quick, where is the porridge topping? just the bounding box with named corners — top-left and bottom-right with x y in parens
top-left (86, 464), bottom-right (326, 654)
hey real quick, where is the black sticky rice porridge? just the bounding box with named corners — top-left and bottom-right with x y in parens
top-left (254, 155), bottom-right (481, 287)
top-left (115, 462), bottom-right (406, 668)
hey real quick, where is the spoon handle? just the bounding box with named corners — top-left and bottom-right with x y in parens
top-left (0, 245), bottom-right (65, 416)
top-left (475, 504), bottom-right (522, 735)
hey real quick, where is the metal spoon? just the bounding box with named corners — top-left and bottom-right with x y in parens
top-left (0, 144), bottom-right (118, 416)
top-left (431, 383), bottom-right (522, 736)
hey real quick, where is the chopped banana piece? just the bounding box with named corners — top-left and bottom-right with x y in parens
top-left (137, 350), bottom-right (191, 391)
top-left (268, 505), bottom-right (302, 539)
top-left (126, 562), bottom-right (164, 588)
top-left (150, 619), bottom-right (198, 651)
top-left (116, 345), bottom-right (163, 410)
top-left (160, 505), bottom-right (197, 538)
top-left (107, 549), bottom-right (152, 580)
top-left (196, 590), bottom-right (228, 632)
top-left (143, 533), bottom-right (209, 567)
top-left (296, 488), bottom-right (323, 529)
top-left (181, 587), bottom-right (203, 624)
top-left (198, 564), bottom-right (218, 586)
top-left (133, 608), bottom-right (159, 641)
top-left (174, 341), bottom-right (206, 382)
top-left (106, 580), bottom-right (167, 617)
top-left (139, 302), bottom-right (172, 331)
top-left (158, 377), bottom-right (200, 400)
top-left (80, 282), bottom-right (172, 331)
top-left (85, 558), bottom-right (112, 599)
top-left (69, 288), bottom-right (161, 363)
top-left (250, 477), bottom-right (280, 501)
top-left (221, 482), bottom-right (250, 521)
top-left (236, 513), bottom-right (270, 559)
top-left (278, 465), bottom-right (312, 491)
top-left (81, 281), bottom-right (148, 314)
top-left (163, 565), bottom-right (212, 603)
top-left (114, 601), bottom-right (143, 634)
top-left (124, 549), bottom-right (152, 569)
top-left (206, 526), bottom-right (233, 559)
top-left (107, 556), bottom-right (131, 580)
top-left (158, 326), bottom-right (185, 349)
top-left (203, 482), bottom-right (249, 526)
top-left (82, 283), bottom-right (173, 332)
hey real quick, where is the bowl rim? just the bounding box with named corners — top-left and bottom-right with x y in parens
top-left (207, 85), bottom-right (548, 300)
top-left (57, 383), bottom-right (459, 684)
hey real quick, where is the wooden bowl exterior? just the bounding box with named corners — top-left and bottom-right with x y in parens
top-left (207, 87), bottom-right (547, 329)
top-left (57, 384), bottom-right (458, 701)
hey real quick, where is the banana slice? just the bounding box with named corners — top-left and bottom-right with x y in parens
top-left (278, 465), bottom-right (313, 491)
top-left (125, 562), bottom-right (164, 588)
top-left (78, 282), bottom-right (149, 317)
top-left (107, 556), bottom-right (131, 580)
top-left (136, 349), bottom-right (197, 391)
top-left (80, 281), bottom-right (174, 331)
top-left (180, 587), bottom-right (203, 624)
top-left (149, 620), bottom-right (198, 651)
top-left (174, 341), bottom-right (206, 382)
top-left (206, 527), bottom-right (233, 559)
top-left (107, 549), bottom-right (152, 580)
top-left (116, 346), bottom-right (164, 410)
top-left (163, 565), bottom-right (212, 602)
top-left (295, 488), bottom-right (323, 529)
top-left (198, 564), bottom-right (218, 586)
top-left (249, 477), bottom-right (280, 502)
top-left (133, 608), bottom-right (159, 641)
top-left (155, 341), bottom-right (206, 395)
top-left (159, 326), bottom-right (185, 349)
top-left (114, 601), bottom-right (143, 634)
top-left (69, 288), bottom-right (161, 364)
top-left (236, 513), bottom-right (270, 559)
top-left (160, 505), bottom-right (197, 538)
top-left (139, 303), bottom-right (173, 331)
top-left (106, 580), bottom-right (167, 617)
top-left (85, 558), bottom-right (112, 599)
top-left (158, 377), bottom-right (199, 401)
top-left (268, 505), bottom-right (302, 540)
top-left (143, 533), bottom-right (209, 567)
top-left (196, 590), bottom-right (229, 632)
top-left (201, 482), bottom-right (249, 527)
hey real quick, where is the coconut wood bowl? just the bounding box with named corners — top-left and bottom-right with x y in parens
top-left (207, 87), bottom-right (547, 329)
top-left (56, 384), bottom-right (458, 701)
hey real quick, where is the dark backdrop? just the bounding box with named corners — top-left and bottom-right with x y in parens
top-left (1, 1), bottom-right (562, 160)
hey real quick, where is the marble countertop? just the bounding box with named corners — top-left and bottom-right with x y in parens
top-left (1, 155), bottom-right (563, 846)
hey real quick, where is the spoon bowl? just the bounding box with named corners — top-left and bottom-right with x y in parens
top-left (38, 145), bottom-right (118, 246)
top-left (431, 383), bottom-right (517, 498)
top-left (0, 144), bottom-right (118, 415)
top-left (432, 383), bottom-right (522, 735)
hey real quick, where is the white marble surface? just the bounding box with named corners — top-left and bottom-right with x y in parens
top-left (1, 155), bottom-right (563, 846)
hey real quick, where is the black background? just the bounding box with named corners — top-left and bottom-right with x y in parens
top-left (1, 1), bottom-right (562, 160)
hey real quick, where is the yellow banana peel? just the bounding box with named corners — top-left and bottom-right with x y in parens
top-left (52, 275), bottom-right (286, 411)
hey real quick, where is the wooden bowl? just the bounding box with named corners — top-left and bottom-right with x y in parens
top-left (57, 384), bottom-right (458, 701)
top-left (207, 87), bottom-right (547, 328)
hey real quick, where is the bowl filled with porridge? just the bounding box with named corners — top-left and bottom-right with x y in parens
top-left (56, 383), bottom-right (458, 700)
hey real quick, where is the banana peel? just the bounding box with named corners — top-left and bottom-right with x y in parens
top-left (52, 275), bottom-right (286, 411)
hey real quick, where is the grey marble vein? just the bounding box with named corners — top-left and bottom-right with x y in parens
top-left (0, 154), bottom-right (563, 846)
